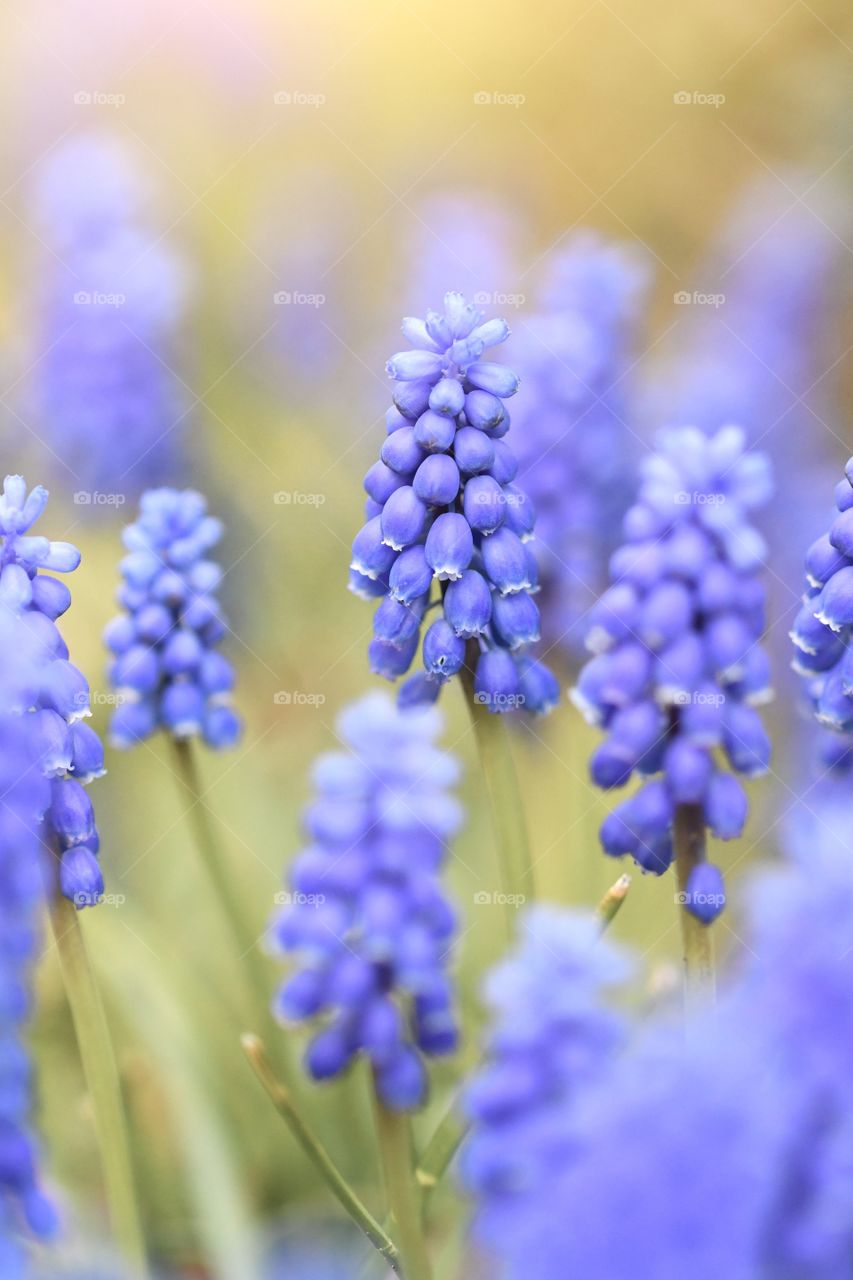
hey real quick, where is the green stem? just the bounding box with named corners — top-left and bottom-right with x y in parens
top-left (596, 873), bottom-right (631, 932)
top-left (416, 1099), bottom-right (467, 1198)
top-left (673, 803), bottom-right (716, 1012)
top-left (415, 877), bottom-right (631, 1208)
top-left (170, 740), bottom-right (274, 1027)
top-left (242, 1036), bottom-right (400, 1273)
top-left (50, 897), bottom-right (147, 1275)
top-left (373, 1083), bottom-right (433, 1280)
top-left (459, 647), bottom-right (534, 935)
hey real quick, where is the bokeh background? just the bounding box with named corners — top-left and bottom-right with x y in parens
top-left (1, 0), bottom-right (851, 1275)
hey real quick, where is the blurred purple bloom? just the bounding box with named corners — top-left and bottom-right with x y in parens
top-left (402, 191), bottom-right (521, 314)
top-left (0, 475), bottom-right (106, 907)
top-left (28, 134), bottom-right (191, 497)
top-left (469, 840), bottom-right (853, 1279)
top-left (270, 692), bottom-right (461, 1111)
top-left (0, 607), bottom-right (61, 1266)
top-left (105, 488), bottom-right (241, 752)
top-left (462, 905), bottom-right (630, 1256)
top-left (792, 456), bottom-right (853, 772)
top-left (512, 232), bottom-right (650, 655)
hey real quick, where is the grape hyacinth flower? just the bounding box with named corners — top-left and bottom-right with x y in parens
top-left (511, 233), bottom-right (650, 657)
top-left (29, 134), bottom-right (191, 496)
top-left (791, 455), bottom-right (853, 767)
top-left (0, 475), bottom-right (106, 908)
top-left (572, 426), bottom-right (773, 921)
top-left (466, 840), bottom-right (853, 1280)
top-left (350, 292), bottom-right (558, 716)
top-left (104, 489), bottom-right (241, 752)
top-left (270, 692), bottom-right (461, 1110)
top-left (462, 905), bottom-right (630, 1257)
top-left (0, 608), bottom-right (59, 1271)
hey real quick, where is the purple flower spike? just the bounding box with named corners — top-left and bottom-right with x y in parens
top-left (575, 427), bottom-right (773, 913)
top-left (351, 292), bottom-right (558, 713)
top-left (270, 692), bottom-right (461, 1111)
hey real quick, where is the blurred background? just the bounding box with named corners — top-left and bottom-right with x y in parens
top-left (0, 0), bottom-right (851, 1275)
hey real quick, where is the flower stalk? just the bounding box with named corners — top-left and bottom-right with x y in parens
top-left (242, 1035), bottom-right (399, 1273)
top-left (674, 803), bottom-right (716, 1011)
top-left (373, 1082), bottom-right (433, 1280)
top-left (50, 896), bottom-right (146, 1275)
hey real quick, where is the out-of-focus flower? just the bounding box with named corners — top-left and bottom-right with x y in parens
top-left (572, 426), bottom-right (772, 918)
top-left (467, 839), bottom-right (853, 1279)
top-left (0, 474), bottom-right (106, 908)
top-left (512, 232), bottom-right (650, 656)
top-left (350, 291), bottom-right (559, 716)
top-left (791, 456), bottom-right (853, 772)
top-left (402, 191), bottom-right (521, 315)
top-left (270, 692), bottom-right (461, 1110)
top-left (28, 134), bottom-right (191, 497)
top-left (462, 905), bottom-right (630, 1256)
top-left (0, 606), bottom-right (60, 1269)
top-left (105, 488), bottom-right (241, 752)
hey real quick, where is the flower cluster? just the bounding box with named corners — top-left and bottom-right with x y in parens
top-left (792, 456), bottom-right (853, 770)
top-left (0, 609), bottom-right (59, 1269)
top-left (512, 233), bottom-right (649, 656)
top-left (0, 476), bottom-right (106, 907)
top-left (572, 426), bottom-right (773, 919)
top-left (30, 134), bottom-right (191, 495)
top-left (462, 905), bottom-right (630, 1257)
top-left (270, 692), bottom-right (461, 1110)
top-left (350, 292), bottom-right (559, 716)
top-left (104, 489), bottom-right (242, 751)
top-left (465, 840), bottom-right (853, 1280)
